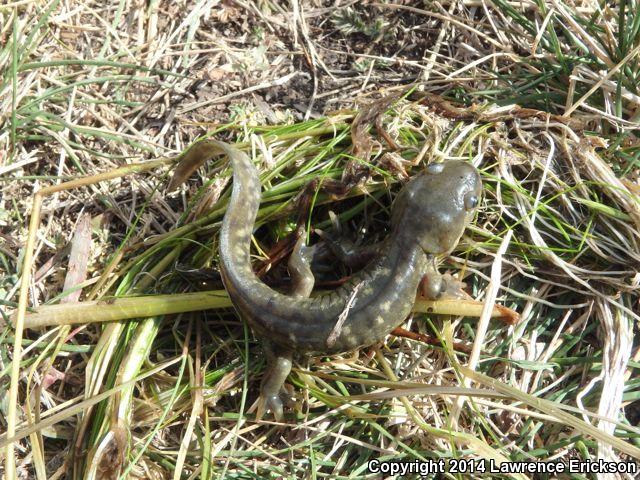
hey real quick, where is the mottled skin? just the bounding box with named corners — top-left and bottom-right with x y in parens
top-left (215, 141), bottom-right (482, 419)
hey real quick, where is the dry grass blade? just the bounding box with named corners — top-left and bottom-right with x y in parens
top-left (451, 229), bottom-right (513, 425)
top-left (459, 366), bottom-right (640, 460)
top-left (0, 357), bottom-right (182, 449)
top-left (17, 290), bottom-right (518, 329)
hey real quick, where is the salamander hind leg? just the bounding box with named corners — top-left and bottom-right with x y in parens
top-left (288, 230), bottom-right (316, 299)
top-left (256, 341), bottom-right (293, 421)
top-left (254, 232), bottom-right (315, 421)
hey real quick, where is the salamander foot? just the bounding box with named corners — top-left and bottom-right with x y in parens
top-left (256, 343), bottom-right (293, 421)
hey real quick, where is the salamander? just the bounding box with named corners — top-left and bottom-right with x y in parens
top-left (214, 140), bottom-right (482, 419)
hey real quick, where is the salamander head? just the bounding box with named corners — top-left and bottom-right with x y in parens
top-left (392, 160), bottom-right (482, 255)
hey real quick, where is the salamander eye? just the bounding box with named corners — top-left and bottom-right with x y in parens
top-left (464, 192), bottom-right (479, 210)
top-left (426, 163), bottom-right (444, 174)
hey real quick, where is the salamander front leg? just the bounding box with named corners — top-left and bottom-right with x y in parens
top-left (315, 212), bottom-right (381, 269)
top-left (420, 257), bottom-right (469, 300)
top-left (256, 341), bottom-right (293, 421)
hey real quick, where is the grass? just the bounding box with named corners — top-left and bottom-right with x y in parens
top-left (1, 1), bottom-right (639, 479)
